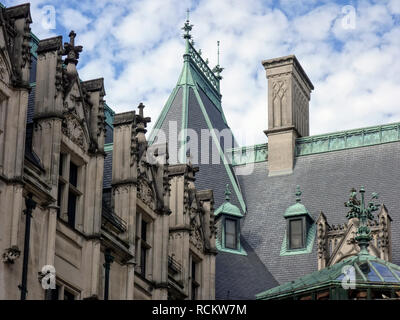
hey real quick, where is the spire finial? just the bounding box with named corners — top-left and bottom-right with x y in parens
top-left (182, 9), bottom-right (193, 40)
top-left (186, 149), bottom-right (192, 166)
top-left (295, 185), bottom-right (301, 203)
top-left (225, 184), bottom-right (231, 202)
top-left (63, 30), bottom-right (83, 65)
top-left (138, 102), bottom-right (144, 117)
top-left (212, 40), bottom-right (224, 81)
top-left (217, 40), bottom-right (220, 66)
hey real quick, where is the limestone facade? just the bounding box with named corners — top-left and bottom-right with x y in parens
top-left (0, 3), bottom-right (216, 300)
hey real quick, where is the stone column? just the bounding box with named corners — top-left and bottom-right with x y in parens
top-left (112, 111), bottom-right (138, 298)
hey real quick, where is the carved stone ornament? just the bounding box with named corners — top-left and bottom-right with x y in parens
top-left (190, 228), bottom-right (204, 252)
top-left (2, 246), bottom-right (21, 264)
top-left (271, 79), bottom-right (288, 127)
top-left (62, 113), bottom-right (87, 151)
top-left (0, 54), bottom-right (9, 82)
top-left (138, 179), bottom-right (154, 208)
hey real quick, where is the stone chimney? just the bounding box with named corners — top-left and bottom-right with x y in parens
top-left (262, 55), bottom-right (314, 176)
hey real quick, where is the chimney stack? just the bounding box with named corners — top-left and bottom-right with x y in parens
top-left (262, 55), bottom-right (314, 176)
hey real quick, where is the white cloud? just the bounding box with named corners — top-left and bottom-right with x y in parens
top-left (59, 8), bottom-right (91, 32)
top-left (4, 0), bottom-right (400, 145)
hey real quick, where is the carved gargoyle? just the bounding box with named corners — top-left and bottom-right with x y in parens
top-left (2, 246), bottom-right (21, 264)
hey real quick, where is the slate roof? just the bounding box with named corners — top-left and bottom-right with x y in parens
top-left (238, 140), bottom-right (400, 288)
top-left (148, 40), bottom-right (245, 213)
top-left (216, 237), bottom-right (278, 300)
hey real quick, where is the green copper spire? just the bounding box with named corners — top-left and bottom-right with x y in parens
top-left (284, 185), bottom-right (312, 219)
top-left (148, 13), bottom-right (247, 216)
top-left (212, 41), bottom-right (224, 82)
top-left (182, 9), bottom-right (193, 55)
top-left (225, 184), bottom-right (231, 201)
top-left (344, 186), bottom-right (380, 255)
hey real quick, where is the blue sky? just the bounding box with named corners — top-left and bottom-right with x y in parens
top-left (4, 0), bottom-right (400, 145)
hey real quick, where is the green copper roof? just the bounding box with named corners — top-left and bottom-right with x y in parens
top-left (231, 121), bottom-right (400, 167)
top-left (256, 253), bottom-right (400, 300)
top-left (296, 122), bottom-right (400, 156)
top-left (284, 202), bottom-right (311, 218)
top-left (215, 184), bottom-right (243, 218)
top-left (284, 186), bottom-right (313, 219)
top-left (229, 143), bottom-right (268, 166)
top-left (30, 32), bottom-right (39, 58)
top-left (215, 202), bottom-right (243, 218)
top-left (104, 104), bottom-right (115, 127)
top-left (148, 18), bottom-right (247, 215)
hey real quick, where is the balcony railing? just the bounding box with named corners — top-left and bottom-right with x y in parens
top-left (102, 200), bottom-right (127, 233)
top-left (168, 255), bottom-right (182, 274)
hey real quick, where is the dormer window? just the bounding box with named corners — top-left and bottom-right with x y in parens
top-left (225, 218), bottom-right (238, 250)
top-left (214, 185), bottom-right (246, 255)
top-left (289, 218), bottom-right (304, 249)
top-left (280, 186), bottom-right (316, 256)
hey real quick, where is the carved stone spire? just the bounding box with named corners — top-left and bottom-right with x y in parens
top-left (134, 103), bottom-right (151, 148)
top-left (63, 31), bottom-right (83, 65)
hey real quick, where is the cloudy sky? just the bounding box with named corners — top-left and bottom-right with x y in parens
top-left (5, 0), bottom-right (400, 145)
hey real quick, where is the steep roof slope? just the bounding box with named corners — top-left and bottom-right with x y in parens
top-left (148, 23), bottom-right (246, 214)
top-left (148, 21), bottom-right (281, 299)
top-left (237, 136), bottom-right (400, 286)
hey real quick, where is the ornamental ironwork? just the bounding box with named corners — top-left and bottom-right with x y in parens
top-left (188, 43), bottom-right (219, 92)
top-left (344, 186), bottom-right (380, 255)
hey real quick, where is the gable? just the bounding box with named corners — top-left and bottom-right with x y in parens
top-left (61, 80), bottom-right (91, 151)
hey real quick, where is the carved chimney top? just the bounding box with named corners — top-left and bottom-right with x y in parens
top-left (262, 55), bottom-right (314, 92)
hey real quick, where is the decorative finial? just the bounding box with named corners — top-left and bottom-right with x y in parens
top-left (182, 9), bottom-right (193, 40)
top-left (225, 184), bottom-right (231, 202)
top-left (217, 40), bottom-right (220, 66)
top-left (295, 185), bottom-right (301, 203)
top-left (135, 103), bottom-right (151, 130)
top-left (138, 102), bottom-right (145, 117)
top-left (63, 30), bottom-right (83, 65)
top-left (69, 30), bottom-right (76, 46)
top-left (344, 186), bottom-right (380, 255)
top-left (186, 149), bottom-right (192, 165)
top-left (212, 40), bottom-right (224, 80)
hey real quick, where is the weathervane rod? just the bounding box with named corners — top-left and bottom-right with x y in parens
top-left (217, 40), bottom-right (220, 66)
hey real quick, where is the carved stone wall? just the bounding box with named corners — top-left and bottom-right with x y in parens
top-left (317, 205), bottom-right (392, 270)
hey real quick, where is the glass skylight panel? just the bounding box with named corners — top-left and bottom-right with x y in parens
top-left (371, 262), bottom-right (399, 283)
top-left (358, 262), bottom-right (381, 282)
